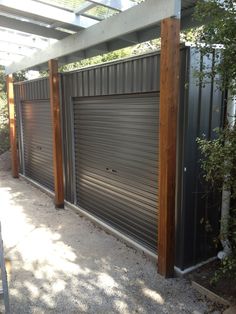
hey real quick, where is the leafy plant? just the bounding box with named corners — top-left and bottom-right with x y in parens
top-left (0, 68), bottom-right (27, 155)
top-left (193, 0), bottom-right (236, 93)
top-left (194, 0), bottom-right (236, 282)
top-left (0, 68), bottom-right (9, 155)
top-left (198, 126), bottom-right (236, 283)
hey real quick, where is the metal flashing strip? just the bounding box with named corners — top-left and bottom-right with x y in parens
top-left (19, 174), bottom-right (54, 198)
top-left (65, 201), bottom-right (158, 262)
top-left (174, 257), bottom-right (217, 277)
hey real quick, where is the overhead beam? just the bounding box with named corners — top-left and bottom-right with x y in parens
top-left (49, 59), bottom-right (64, 208)
top-left (6, 0), bottom-right (181, 74)
top-left (0, 15), bottom-right (69, 39)
top-left (6, 74), bottom-right (19, 178)
top-left (0, 0), bottom-right (98, 31)
top-left (158, 17), bottom-right (180, 278)
top-left (119, 33), bottom-right (139, 44)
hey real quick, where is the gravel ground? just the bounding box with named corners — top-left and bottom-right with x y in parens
top-left (0, 170), bottom-right (219, 314)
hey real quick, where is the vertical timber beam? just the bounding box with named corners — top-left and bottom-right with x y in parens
top-left (49, 59), bottom-right (64, 208)
top-left (7, 74), bottom-right (19, 178)
top-left (158, 17), bottom-right (180, 277)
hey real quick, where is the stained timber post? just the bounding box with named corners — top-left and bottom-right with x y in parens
top-left (158, 17), bottom-right (180, 277)
top-left (49, 59), bottom-right (64, 208)
top-left (7, 74), bottom-right (19, 178)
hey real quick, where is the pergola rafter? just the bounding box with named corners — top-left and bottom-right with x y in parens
top-left (85, 0), bottom-right (135, 11)
top-left (0, 0), bottom-right (98, 31)
top-left (0, 15), bottom-right (69, 39)
top-left (6, 0), bottom-right (182, 73)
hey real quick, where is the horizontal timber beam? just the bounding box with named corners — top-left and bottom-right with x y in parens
top-left (6, 0), bottom-right (181, 74)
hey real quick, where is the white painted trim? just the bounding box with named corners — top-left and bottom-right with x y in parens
top-left (0, 0), bottom-right (98, 30)
top-left (174, 256), bottom-right (217, 276)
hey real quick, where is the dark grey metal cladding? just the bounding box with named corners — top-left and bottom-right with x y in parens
top-left (14, 77), bottom-right (50, 101)
top-left (175, 48), bottom-right (225, 270)
top-left (73, 93), bottom-right (158, 251)
top-left (14, 77), bottom-right (50, 174)
top-left (21, 100), bottom-right (54, 191)
top-left (61, 52), bottom-right (161, 203)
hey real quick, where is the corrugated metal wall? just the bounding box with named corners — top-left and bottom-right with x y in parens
top-left (14, 78), bottom-right (53, 190)
top-left (61, 51), bottom-right (164, 203)
top-left (14, 47), bottom-right (225, 270)
top-left (20, 100), bottom-right (54, 191)
top-left (175, 49), bottom-right (225, 270)
top-left (73, 93), bottom-right (159, 250)
top-left (14, 78), bottom-right (50, 101)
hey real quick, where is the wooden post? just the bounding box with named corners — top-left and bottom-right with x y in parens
top-left (49, 59), bottom-right (64, 208)
top-left (158, 17), bottom-right (180, 277)
top-left (7, 74), bottom-right (19, 178)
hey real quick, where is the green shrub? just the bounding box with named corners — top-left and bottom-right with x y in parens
top-left (197, 126), bottom-right (236, 282)
top-left (0, 95), bottom-right (9, 155)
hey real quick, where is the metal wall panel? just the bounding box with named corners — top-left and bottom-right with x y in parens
top-left (14, 78), bottom-right (50, 101)
top-left (13, 47), bottom-right (225, 270)
top-left (73, 93), bottom-right (158, 250)
top-left (175, 49), bottom-right (225, 270)
top-left (14, 78), bottom-right (53, 191)
top-left (20, 100), bottom-right (54, 191)
top-left (61, 51), bottom-right (162, 203)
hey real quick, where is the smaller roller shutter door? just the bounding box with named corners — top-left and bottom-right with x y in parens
top-left (21, 100), bottom-right (54, 191)
top-left (73, 93), bottom-right (159, 251)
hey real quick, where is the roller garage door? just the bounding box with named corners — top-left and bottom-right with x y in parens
top-left (73, 93), bottom-right (159, 251)
top-left (20, 100), bottom-right (54, 191)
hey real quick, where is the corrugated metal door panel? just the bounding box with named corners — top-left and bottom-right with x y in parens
top-left (21, 100), bottom-right (54, 191)
top-left (74, 93), bottom-right (158, 251)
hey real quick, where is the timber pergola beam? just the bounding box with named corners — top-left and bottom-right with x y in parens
top-left (5, 0), bottom-right (181, 74)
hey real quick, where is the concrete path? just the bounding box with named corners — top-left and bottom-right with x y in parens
top-left (0, 170), bottom-right (216, 313)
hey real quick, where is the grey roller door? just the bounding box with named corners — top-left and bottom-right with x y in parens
top-left (73, 93), bottom-right (158, 251)
top-left (21, 100), bottom-right (54, 191)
